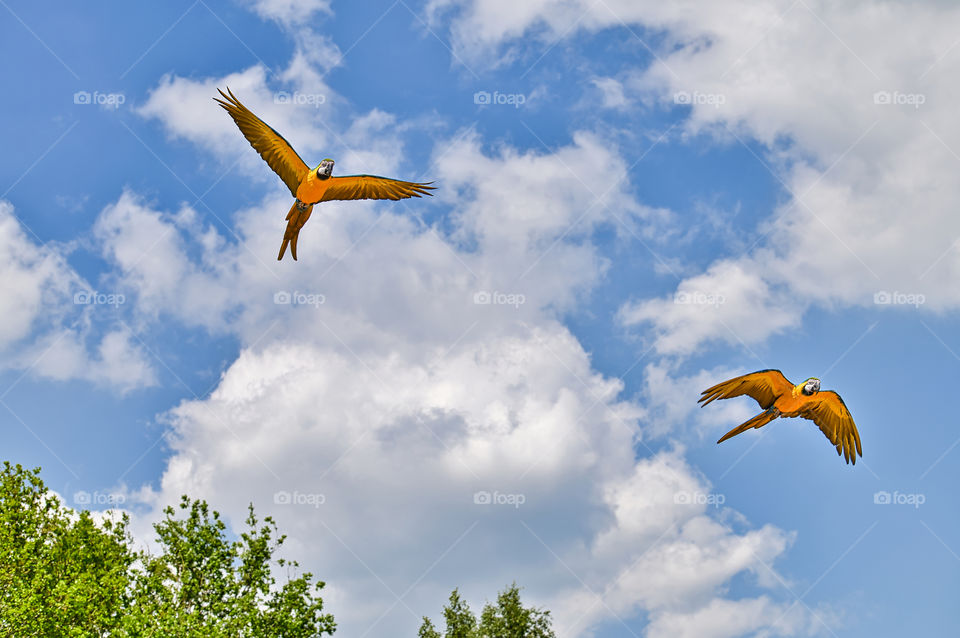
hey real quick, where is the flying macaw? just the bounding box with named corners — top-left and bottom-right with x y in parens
top-left (215, 88), bottom-right (435, 260)
top-left (699, 369), bottom-right (863, 465)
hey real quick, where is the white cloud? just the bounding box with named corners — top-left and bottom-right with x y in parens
top-left (24, 328), bottom-right (156, 393)
top-left (592, 77), bottom-right (628, 110)
top-left (543, 448), bottom-right (803, 636)
top-left (619, 259), bottom-right (800, 356)
top-left (243, 0), bottom-right (331, 25)
top-left (430, 0), bottom-right (960, 357)
top-left (0, 202), bottom-right (76, 349)
top-left (94, 191), bottom-right (239, 334)
top-left (645, 595), bottom-right (830, 638)
top-left (0, 200), bottom-right (155, 392)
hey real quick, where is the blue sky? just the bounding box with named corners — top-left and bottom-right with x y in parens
top-left (2, 0), bottom-right (959, 635)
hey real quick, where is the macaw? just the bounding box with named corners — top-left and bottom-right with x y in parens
top-left (215, 88), bottom-right (435, 260)
top-left (699, 369), bottom-right (862, 465)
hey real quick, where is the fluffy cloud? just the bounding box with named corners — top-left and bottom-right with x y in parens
top-left (645, 595), bottom-right (829, 638)
top-left (550, 448), bottom-right (800, 636)
top-left (619, 259), bottom-right (800, 356)
top-left (0, 201), bottom-right (154, 392)
top-left (430, 0), bottom-right (960, 357)
top-left (616, 1), bottom-right (960, 351)
top-left (0, 202), bottom-right (74, 349)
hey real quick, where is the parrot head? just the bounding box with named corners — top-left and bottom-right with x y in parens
top-left (801, 377), bottom-right (821, 395)
top-left (316, 158), bottom-right (334, 179)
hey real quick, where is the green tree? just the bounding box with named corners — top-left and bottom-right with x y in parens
top-left (418, 617), bottom-right (442, 638)
top-left (442, 588), bottom-right (477, 638)
top-left (418, 583), bottom-right (555, 638)
top-left (477, 584), bottom-right (554, 638)
top-left (122, 496), bottom-right (335, 637)
top-left (0, 462), bottom-right (335, 637)
top-left (0, 462), bottom-right (132, 637)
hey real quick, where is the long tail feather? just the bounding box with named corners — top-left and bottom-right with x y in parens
top-left (278, 201), bottom-right (314, 261)
top-left (717, 408), bottom-right (779, 444)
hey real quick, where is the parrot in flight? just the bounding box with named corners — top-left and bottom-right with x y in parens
top-left (699, 369), bottom-right (863, 465)
top-left (215, 88), bottom-right (435, 260)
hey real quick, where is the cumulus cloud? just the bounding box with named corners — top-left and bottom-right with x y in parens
top-left (0, 200), bottom-right (155, 392)
top-left (551, 449), bottom-right (797, 636)
top-left (430, 0), bottom-right (960, 357)
top-left (619, 259), bottom-right (801, 356)
top-left (0, 202), bottom-right (75, 349)
top-left (645, 595), bottom-right (830, 638)
top-left (23, 328), bottom-right (156, 392)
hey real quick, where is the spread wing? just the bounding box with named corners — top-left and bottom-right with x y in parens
top-left (799, 391), bottom-right (863, 465)
top-left (318, 175), bottom-right (435, 202)
top-left (214, 87), bottom-right (309, 197)
top-left (699, 369), bottom-right (795, 409)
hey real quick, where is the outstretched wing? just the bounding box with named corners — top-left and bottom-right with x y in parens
top-left (319, 175), bottom-right (435, 202)
top-left (799, 391), bottom-right (863, 465)
top-left (699, 369), bottom-right (795, 409)
top-left (214, 88), bottom-right (309, 197)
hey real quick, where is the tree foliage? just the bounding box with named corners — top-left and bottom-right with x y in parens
top-left (0, 462), bottom-right (335, 637)
top-left (419, 584), bottom-right (556, 638)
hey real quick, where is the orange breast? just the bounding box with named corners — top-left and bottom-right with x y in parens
top-left (774, 392), bottom-right (810, 417)
top-left (296, 172), bottom-right (330, 204)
